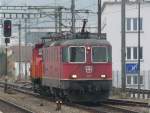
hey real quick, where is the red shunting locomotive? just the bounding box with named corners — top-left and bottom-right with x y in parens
top-left (30, 33), bottom-right (112, 103)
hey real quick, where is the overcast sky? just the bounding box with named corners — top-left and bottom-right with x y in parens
top-left (1, 0), bottom-right (113, 10)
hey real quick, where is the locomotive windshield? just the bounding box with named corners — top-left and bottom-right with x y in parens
top-left (69, 46), bottom-right (85, 63)
top-left (92, 46), bottom-right (107, 62)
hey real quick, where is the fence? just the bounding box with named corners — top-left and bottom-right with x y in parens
top-left (112, 70), bottom-right (150, 90)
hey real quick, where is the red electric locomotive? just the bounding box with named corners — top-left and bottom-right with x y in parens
top-left (31, 33), bottom-right (112, 103)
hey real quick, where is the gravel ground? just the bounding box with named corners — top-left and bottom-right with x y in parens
top-left (0, 88), bottom-right (91, 113)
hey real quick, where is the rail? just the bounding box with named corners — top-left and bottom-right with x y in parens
top-left (0, 81), bottom-right (149, 113)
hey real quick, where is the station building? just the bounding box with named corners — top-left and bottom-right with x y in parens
top-left (102, 0), bottom-right (150, 90)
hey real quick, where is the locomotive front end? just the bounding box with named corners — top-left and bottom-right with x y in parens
top-left (61, 39), bottom-right (112, 102)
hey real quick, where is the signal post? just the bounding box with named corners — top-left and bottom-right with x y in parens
top-left (3, 20), bottom-right (11, 77)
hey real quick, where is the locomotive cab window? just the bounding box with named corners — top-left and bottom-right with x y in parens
top-left (69, 46), bottom-right (86, 63)
top-left (92, 46), bottom-right (108, 63)
top-left (62, 47), bottom-right (69, 62)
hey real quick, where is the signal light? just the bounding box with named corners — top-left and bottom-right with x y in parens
top-left (3, 20), bottom-right (12, 37)
top-left (5, 38), bottom-right (10, 44)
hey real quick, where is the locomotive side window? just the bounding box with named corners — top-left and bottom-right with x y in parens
top-left (38, 48), bottom-right (42, 55)
top-left (62, 47), bottom-right (68, 62)
top-left (107, 47), bottom-right (112, 62)
top-left (92, 46), bottom-right (107, 63)
top-left (69, 46), bottom-right (85, 63)
top-left (44, 48), bottom-right (48, 61)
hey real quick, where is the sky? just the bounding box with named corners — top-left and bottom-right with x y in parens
top-left (1, 0), bottom-right (111, 6)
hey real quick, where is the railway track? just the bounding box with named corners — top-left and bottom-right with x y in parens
top-left (69, 103), bottom-right (140, 113)
top-left (99, 103), bottom-right (144, 113)
top-left (106, 98), bottom-right (149, 107)
top-left (0, 97), bottom-right (34, 113)
top-left (68, 101), bottom-right (148, 113)
top-left (0, 81), bottom-right (149, 113)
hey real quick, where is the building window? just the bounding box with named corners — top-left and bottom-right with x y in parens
top-left (139, 47), bottom-right (143, 59)
top-left (133, 47), bottom-right (137, 59)
top-left (126, 17), bottom-right (143, 31)
top-left (127, 18), bottom-right (131, 31)
top-left (126, 47), bottom-right (143, 60)
top-left (136, 47), bottom-right (143, 59)
top-left (140, 76), bottom-right (143, 84)
top-left (133, 76), bottom-right (138, 84)
top-left (133, 18), bottom-right (137, 31)
top-left (140, 18), bottom-right (143, 30)
top-left (133, 76), bottom-right (143, 85)
top-left (127, 76), bottom-right (131, 84)
top-left (127, 47), bottom-right (131, 59)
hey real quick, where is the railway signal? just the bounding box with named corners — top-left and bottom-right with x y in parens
top-left (3, 20), bottom-right (11, 78)
top-left (3, 20), bottom-right (12, 37)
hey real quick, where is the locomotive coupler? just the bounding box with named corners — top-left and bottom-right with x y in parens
top-left (56, 100), bottom-right (62, 111)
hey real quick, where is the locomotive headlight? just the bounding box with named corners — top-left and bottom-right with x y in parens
top-left (100, 74), bottom-right (106, 78)
top-left (87, 46), bottom-right (90, 50)
top-left (71, 74), bottom-right (77, 79)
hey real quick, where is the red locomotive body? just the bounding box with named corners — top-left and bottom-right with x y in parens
top-left (31, 33), bottom-right (112, 102)
top-left (30, 44), bottom-right (43, 90)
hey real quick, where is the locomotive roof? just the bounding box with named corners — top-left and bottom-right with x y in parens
top-left (61, 39), bottom-right (110, 46)
top-left (43, 33), bottom-right (111, 47)
top-left (44, 38), bottom-right (110, 47)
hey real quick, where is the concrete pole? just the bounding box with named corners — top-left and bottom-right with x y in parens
top-left (121, 0), bottom-right (126, 92)
top-left (5, 40), bottom-right (8, 76)
top-left (24, 18), bottom-right (27, 80)
top-left (137, 0), bottom-right (141, 98)
top-left (55, 8), bottom-right (58, 33)
top-left (18, 21), bottom-right (21, 80)
top-left (58, 8), bottom-right (62, 33)
top-left (71, 0), bottom-right (75, 33)
top-left (98, 0), bottom-right (101, 38)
